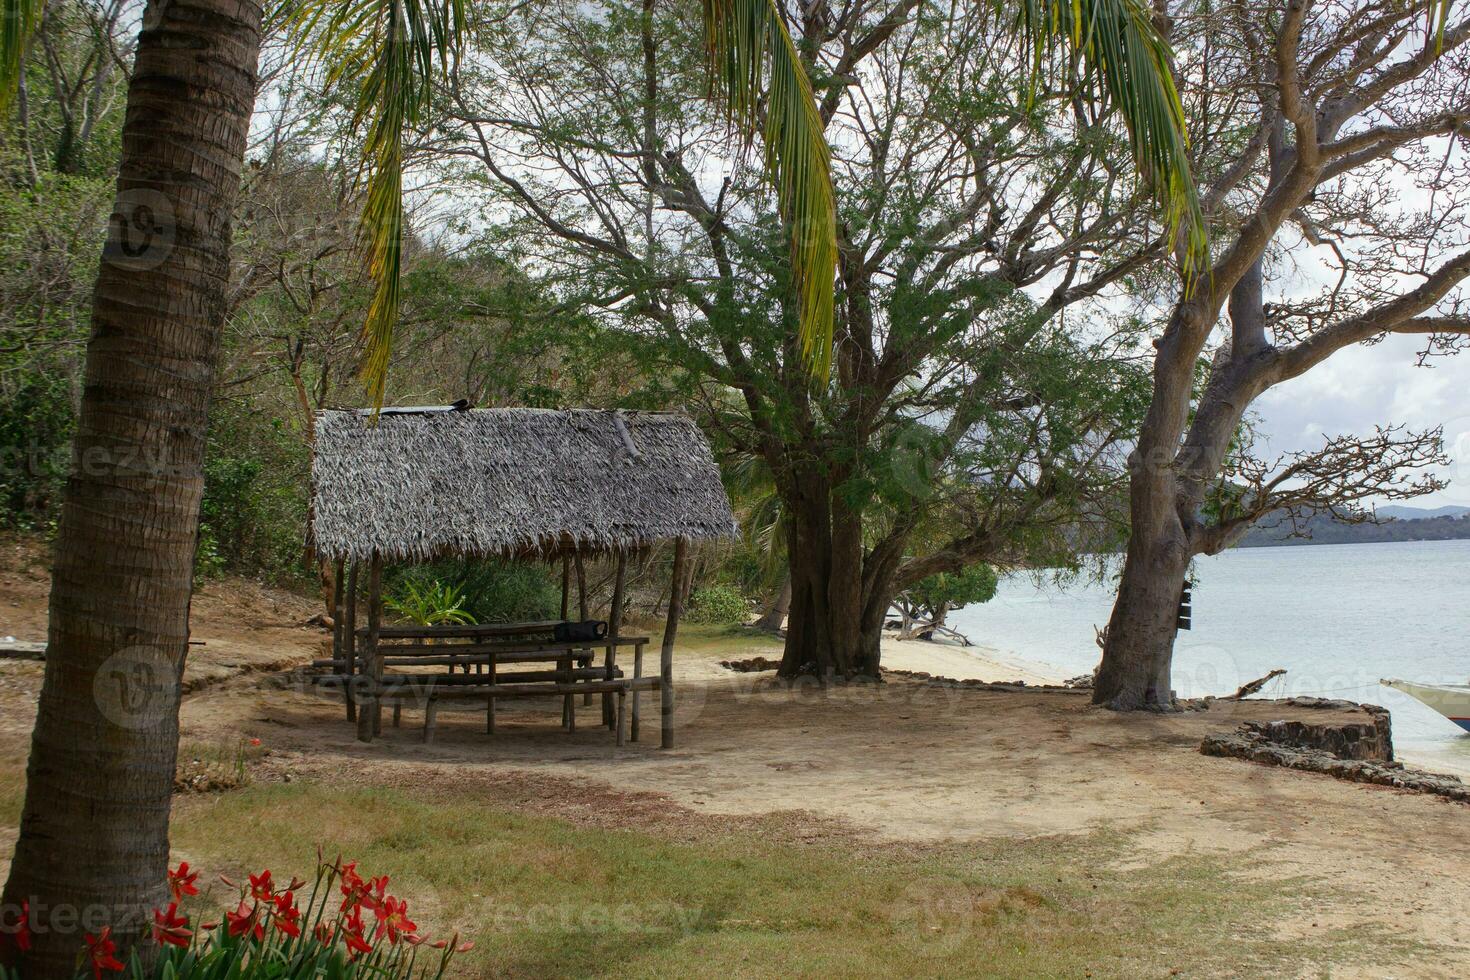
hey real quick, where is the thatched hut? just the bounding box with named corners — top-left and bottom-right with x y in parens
top-left (310, 405), bottom-right (738, 747)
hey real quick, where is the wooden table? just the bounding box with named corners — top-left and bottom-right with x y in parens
top-left (316, 621), bottom-right (653, 744)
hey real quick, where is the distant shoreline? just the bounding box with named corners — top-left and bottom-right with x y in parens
top-left (1236, 512), bottom-right (1470, 548)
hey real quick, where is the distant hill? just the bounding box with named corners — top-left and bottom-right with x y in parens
top-left (1236, 508), bottom-right (1470, 547)
top-left (1375, 504), bottom-right (1470, 520)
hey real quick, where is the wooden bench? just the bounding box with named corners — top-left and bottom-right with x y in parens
top-left (377, 676), bottom-right (663, 746)
top-left (321, 629), bottom-right (652, 744)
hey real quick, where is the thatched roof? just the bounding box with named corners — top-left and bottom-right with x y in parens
top-left (311, 407), bottom-right (738, 562)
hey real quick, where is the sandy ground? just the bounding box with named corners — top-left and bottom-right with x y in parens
top-left (3, 541), bottom-right (1470, 973)
top-left (880, 634), bottom-right (1070, 685)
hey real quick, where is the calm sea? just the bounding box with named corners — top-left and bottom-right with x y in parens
top-left (949, 539), bottom-right (1470, 776)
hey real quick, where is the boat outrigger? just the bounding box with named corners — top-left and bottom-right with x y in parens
top-left (1380, 679), bottom-right (1470, 733)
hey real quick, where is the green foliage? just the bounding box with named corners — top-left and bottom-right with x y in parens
top-left (385, 578), bottom-right (477, 626)
top-left (198, 407), bottom-right (311, 582)
top-left (0, 372), bottom-right (74, 525)
top-left (279, 0), bottom-right (467, 408)
top-left (390, 561), bottom-right (560, 625)
top-left (705, 0), bottom-right (836, 378)
top-left (0, 170), bottom-right (113, 526)
top-left (910, 565), bottom-right (999, 618)
top-left (686, 585), bottom-right (750, 625)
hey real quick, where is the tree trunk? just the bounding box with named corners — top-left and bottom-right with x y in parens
top-left (0, 1), bottom-right (262, 971)
top-left (1093, 528), bottom-right (1189, 709)
top-left (777, 479), bottom-right (884, 680)
top-left (1092, 302), bottom-right (1208, 712)
top-left (754, 574), bottom-right (791, 632)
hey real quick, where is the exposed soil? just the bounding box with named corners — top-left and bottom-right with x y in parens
top-left (2, 538), bottom-right (1468, 972)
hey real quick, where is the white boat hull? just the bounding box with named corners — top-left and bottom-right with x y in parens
top-left (1381, 679), bottom-right (1470, 733)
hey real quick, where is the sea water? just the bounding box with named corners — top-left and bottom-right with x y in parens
top-left (948, 539), bottom-right (1470, 776)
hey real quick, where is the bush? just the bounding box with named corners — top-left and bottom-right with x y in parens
top-left (388, 560), bottom-right (560, 625)
top-left (384, 578), bottom-right (476, 626)
top-left (198, 407), bottom-right (310, 583)
top-left (686, 585), bottom-right (750, 625)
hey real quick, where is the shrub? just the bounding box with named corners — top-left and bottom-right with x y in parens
top-left (198, 407), bottom-right (310, 583)
top-left (385, 578), bottom-right (477, 626)
top-left (0, 856), bottom-right (474, 979)
top-left (686, 585), bottom-right (749, 625)
top-left (388, 561), bottom-right (560, 625)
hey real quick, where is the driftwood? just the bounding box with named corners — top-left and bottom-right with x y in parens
top-left (1221, 668), bottom-right (1287, 700)
top-left (915, 624), bottom-right (973, 647)
top-left (0, 640), bottom-right (46, 661)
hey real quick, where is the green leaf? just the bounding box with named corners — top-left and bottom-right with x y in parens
top-left (1010, 0), bottom-right (1208, 279)
top-left (703, 0), bottom-right (838, 378)
top-left (280, 0), bottom-right (467, 410)
top-left (0, 0), bottom-right (42, 117)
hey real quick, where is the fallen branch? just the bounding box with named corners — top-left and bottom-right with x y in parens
top-left (0, 639), bottom-right (46, 661)
top-left (1221, 668), bottom-right (1287, 700)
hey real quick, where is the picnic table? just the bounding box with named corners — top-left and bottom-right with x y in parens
top-left (314, 620), bottom-right (658, 745)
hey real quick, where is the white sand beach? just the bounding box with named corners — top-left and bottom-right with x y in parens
top-left (879, 632), bottom-right (1070, 686)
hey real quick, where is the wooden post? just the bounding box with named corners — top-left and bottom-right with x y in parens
top-left (661, 537), bottom-right (687, 749)
top-left (344, 562), bottom-right (359, 723)
top-left (331, 558), bottom-right (346, 717)
top-left (370, 555), bottom-right (384, 736)
top-left (603, 550), bottom-right (626, 729)
top-left (560, 553), bottom-right (570, 620)
top-left (574, 549), bottom-right (591, 708)
top-left (356, 554), bottom-right (382, 742)
top-left (575, 550), bottom-right (588, 620)
top-left (616, 688), bottom-right (627, 747)
top-left (487, 656), bottom-right (497, 734)
top-left (632, 641), bottom-right (644, 742)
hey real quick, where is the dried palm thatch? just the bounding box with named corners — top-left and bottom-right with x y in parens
top-left (312, 407), bottom-right (738, 562)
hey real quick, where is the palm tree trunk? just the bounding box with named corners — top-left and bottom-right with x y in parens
top-left (754, 574), bottom-right (791, 632)
top-left (0, 1), bottom-right (263, 971)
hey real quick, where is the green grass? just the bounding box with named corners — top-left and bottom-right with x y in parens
top-left (655, 622), bottom-right (785, 664)
top-left (0, 760), bottom-right (24, 826)
top-left (164, 780), bottom-right (1398, 979)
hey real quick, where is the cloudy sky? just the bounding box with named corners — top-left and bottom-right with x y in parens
top-left (1254, 333), bottom-right (1470, 509)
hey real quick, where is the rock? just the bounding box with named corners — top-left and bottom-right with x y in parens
top-left (1201, 713), bottom-right (1467, 805)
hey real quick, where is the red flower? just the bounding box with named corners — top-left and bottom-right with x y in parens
top-left (168, 861), bottom-right (200, 902)
top-left (269, 891), bottom-right (302, 939)
top-left (367, 875), bottom-right (390, 910)
top-left (11, 900), bottom-right (31, 952)
top-left (373, 895), bottom-right (416, 944)
top-left (433, 933), bottom-right (474, 953)
top-left (83, 927), bottom-right (124, 979)
top-left (341, 904), bottom-right (372, 959)
top-left (225, 899), bottom-right (264, 942)
top-left (153, 903), bottom-right (192, 949)
top-left (313, 922), bottom-right (334, 944)
top-left (339, 863), bottom-right (369, 912)
top-left (248, 737), bottom-right (261, 747)
top-left (248, 870), bottom-right (274, 903)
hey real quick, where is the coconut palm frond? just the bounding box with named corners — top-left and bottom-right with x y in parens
top-left (704, 0), bottom-right (837, 379)
top-left (283, 0), bottom-right (466, 410)
top-left (1430, 0), bottom-right (1455, 52)
top-left (1014, 0), bottom-right (1208, 278)
top-left (0, 0), bottom-right (41, 116)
